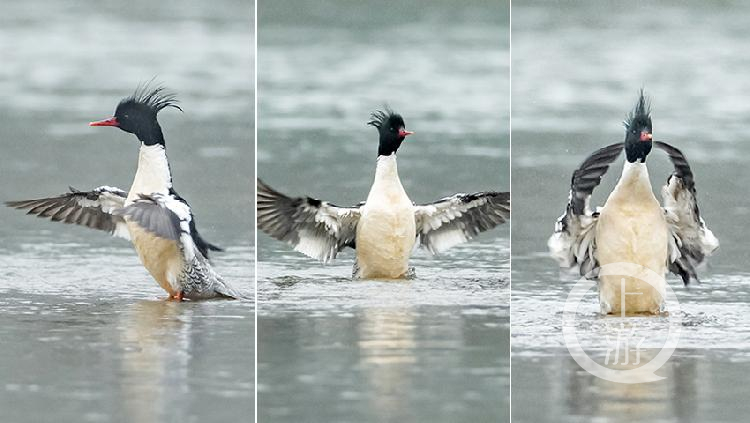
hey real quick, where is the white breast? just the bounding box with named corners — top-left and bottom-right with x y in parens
top-left (356, 155), bottom-right (416, 279)
top-left (596, 162), bottom-right (669, 313)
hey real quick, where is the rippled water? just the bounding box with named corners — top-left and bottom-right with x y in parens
top-left (512, 2), bottom-right (750, 422)
top-left (258, 0), bottom-right (509, 421)
top-left (0, 1), bottom-right (254, 422)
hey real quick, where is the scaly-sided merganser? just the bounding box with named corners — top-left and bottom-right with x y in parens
top-left (257, 108), bottom-right (510, 279)
top-left (548, 91), bottom-right (719, 314)
top-left (7, 85), bottom-right (240, 300)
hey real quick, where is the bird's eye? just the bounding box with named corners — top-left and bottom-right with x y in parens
top-left (390, 127), bottom-right (394, 131)
top-left (631, 129), bottom-right (636, 134)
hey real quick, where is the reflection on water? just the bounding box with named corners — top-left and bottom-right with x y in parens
top-left (118, 301), bottom-right (193, 423)
top-left (513, 1), bottom-right (750, 422)
top-left (118, 300), bottom-right (253, 423)
top-left (514, 351), bottom-right (750, 423)
top-left (359, 309), bottom-right (418, 416)
top-left (259, 306), bottom-right (509, 423)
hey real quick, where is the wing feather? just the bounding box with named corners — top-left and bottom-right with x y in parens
top-left (114, 194), bottom-right (184, 241)
top-left (655, 141), bottom-right (719, 285)
top-left (113, 192), bottom-right (208, 262)
top-left (548, 143), bottom-right (624, 276)
top-left (6, 186), bottom-right (130, 239)
top-left (414, 191), bottom-right (510, 254)
top-left (257, 179), bottom-right (361, 263)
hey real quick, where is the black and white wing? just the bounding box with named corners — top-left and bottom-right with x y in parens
top-left (414, 191), bottom-right (510, 254)
top-left (6, 186), bottom-right (130, 239)
top-left (548, 142), bottom-right (624, 277)
top-left (115, 193), bottom-right (185, 240)
top-left (655, 141), bottom-right (719, 285)
top-left (114, 191), bottom-right (222, 260)
top-left (256, 179), bottom-right (361, 263)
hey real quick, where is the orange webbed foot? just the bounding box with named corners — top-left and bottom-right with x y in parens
top-left (164, 292), bottom-right (184, 301)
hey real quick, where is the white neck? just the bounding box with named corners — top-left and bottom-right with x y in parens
top-left (375, 154), bottom-right (399, 180)
top-left (609, 161), bottom-right (655, 203)
top-left (127, 143), bottom-right (172, 202)
top-left (366, 154), bottom-right (409, 203)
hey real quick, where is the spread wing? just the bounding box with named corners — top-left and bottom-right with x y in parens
top-left (548, 142), bottom-right (624, 277)
top-left (655, 141), bottom-right (719, 285)
top-left (114, 193), bottom-right (185, 241)
top-left (6, 186), bottom-right (130, 239)
top-left (414, 191), bottom-right (510, 254)
top-left (256, 179), bottom-right (361, 263)
top-left (114, 192), bottom-right (210, 261)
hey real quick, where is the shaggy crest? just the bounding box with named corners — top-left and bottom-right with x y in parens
top-left (367, 107), bottom-right (401, 129)
top-left (118, 81), bottom-right (182, 114)
top-left (623, 89), bottom-right (651, 129)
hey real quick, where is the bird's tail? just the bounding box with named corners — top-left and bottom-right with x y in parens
top-left (212, 277), bottom-right (249, 300)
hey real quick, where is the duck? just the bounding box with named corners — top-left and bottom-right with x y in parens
top-left (257, 108), bottom-right (510, 279)
top-left (548, 91), bottom-right (719, 314)
top-left (6, 84), bottom-right (241, 300)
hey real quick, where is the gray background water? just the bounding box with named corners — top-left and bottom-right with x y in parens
top-left (0, 1), bottom-right (254, 422)
top-left (257, 0), bottom-right (509, 422)
top-left (512, 1), bottom-right (750, 422)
